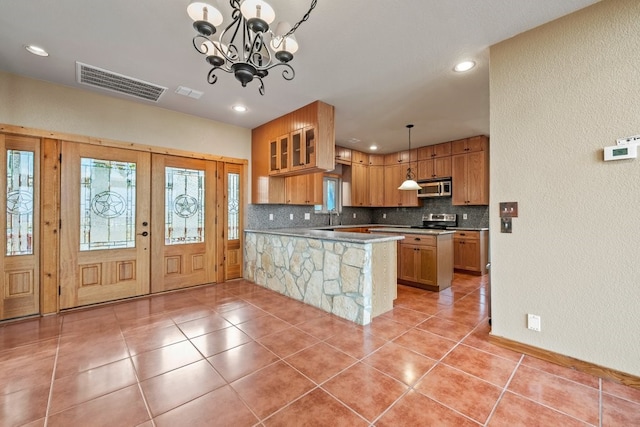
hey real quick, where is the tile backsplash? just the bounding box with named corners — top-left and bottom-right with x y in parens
top-left (246, 198), bottom-right (488, 230)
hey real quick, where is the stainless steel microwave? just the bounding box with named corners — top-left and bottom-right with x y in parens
top-left (418, 180), bottom-right (452, 198)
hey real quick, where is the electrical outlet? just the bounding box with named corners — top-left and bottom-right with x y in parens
top-left (352, 213), bottom-right (356, 219)
top-left (383, 213), bottom-right (386, 219)
top-left (289, 213), bottom-right (293, 220)
top-left (304, 213), bottom-right (310, 220)
top-left (463, 213), bottom-right (468, 220)
top-left (527, 314), bottom-right (541, 332)
top-left (269, 213), bottom-right (274, 221)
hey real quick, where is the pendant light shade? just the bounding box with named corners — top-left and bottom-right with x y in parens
top-left (398, 124), bottom-right (421, 191)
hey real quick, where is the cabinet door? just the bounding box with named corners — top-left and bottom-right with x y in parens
top-left (352, 150), bottom-right (368, 165)
top-left (433, 156), bottom-right (452, 178)
top-left (303, 126), bottom-right (316, 167)
top-left (416, 246), bottom-right (437, 285)
top-left (417, 159), bottom-right (434, 181)
top-left (433, 142), bottom-right (452, 158)
top-left (369, 165), bottom-right (385, 206)
top-left (278, 134), bottom-right (290, 174)
top-left (383, 164), bottom-right (401, 206)
top-left (453, 239), bottom-right (465, 270)
top-left (466, 151), bottom-right (488, 205)
top-left (398, 244), bottom-right (418, 282)
top-left (466, 136), bottom-right (488, 153)
top-left (335, 146), bottom-right (351, 164)
top-left (268, 138), bottom-right (279, 174)
top-left (351, 163), bottom-right (369, 206)
top-left (368, 154), bottom-right (385, 166)
top-left (462, 239), bottom-right (481, 271)
top-left (451, 153), bottom-right (468, 206)
top-left (290, 129), bottom-right (304, 171)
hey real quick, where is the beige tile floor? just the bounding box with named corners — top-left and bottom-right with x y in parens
top-left (1, 273), bottom-right (639, 426)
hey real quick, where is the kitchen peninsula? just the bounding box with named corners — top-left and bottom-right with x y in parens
top-left (244, 228), bottom-right (403, 325)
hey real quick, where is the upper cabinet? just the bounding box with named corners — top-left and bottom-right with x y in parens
top-left (451, 136), bottom-right (489, 206)
top-left (335, 146), bottom-right (352, 165)
top-left (385, 149), bottom-right (416, 165)
top-left (417, 142), bottom-right (452, 181)
top-left (352, 150), bottom-right (369, 165)
top-left (368, 154), bottom-right (385, 166)
top-left (252, 101), bottom-right (335, 203)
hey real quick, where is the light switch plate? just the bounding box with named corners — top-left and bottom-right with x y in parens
top-left (499, 202), bottom-right (518, 218)
top-left (304, 213), bottom-right (310, 220)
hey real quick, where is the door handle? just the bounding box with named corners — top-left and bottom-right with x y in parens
top-left (137, 231), bottom-right (149, 237)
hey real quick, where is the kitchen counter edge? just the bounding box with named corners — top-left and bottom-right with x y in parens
top-left (244, 228), bottom-right (404, 244)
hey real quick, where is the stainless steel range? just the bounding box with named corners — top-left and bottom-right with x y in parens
top-left (411, 213), bottom-right (457, 230)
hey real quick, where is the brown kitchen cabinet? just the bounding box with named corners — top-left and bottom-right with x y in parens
top-left (368, 154), bottom-right (385, 166)
top-left (453, 230), bottom-right (489, 274)
top-left (369, 164), bottom-right (385, 206)
top-left (268, 134), bottom-right (290, 175)
top-left (351, 150), bottom-right (369, 165)
top-left (451, 135), bottom-right (489, 155)
top-left (384, 149), bottom-right (417, 165)
top-left (417, 157), bottom-right (452, 181)
top-left (350, 162), bottom-right (369, 206)
top-left (383, 164), bottom-right (420, 207)
top-left (396, 233), bottom-right (453, 291)
top-left (335, 146), bottom-right (352, 165)
top-left (451, 136), bottom-right (489, 206)
top-left (284, 172), bottom-right (323, 205)
top-left (418, 141), bottom-right (452, 159)
top-left (290, 126), bottom-right (316, 172)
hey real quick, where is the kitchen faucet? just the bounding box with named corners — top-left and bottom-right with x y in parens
top-left (329, 209), bottom-right (339, 226)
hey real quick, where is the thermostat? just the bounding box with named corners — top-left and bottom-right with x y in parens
top-left (604, 144), bottom-right (637, 161)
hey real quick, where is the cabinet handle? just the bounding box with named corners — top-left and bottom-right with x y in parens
top-left (414, 238), bottom-right (421, 241)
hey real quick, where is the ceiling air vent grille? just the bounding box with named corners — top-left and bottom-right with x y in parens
top-left (76, 62), bottom-right (166, 102)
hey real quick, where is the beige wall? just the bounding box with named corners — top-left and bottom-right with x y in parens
top-left (0, 71), bottom-right (251, 160)
top-left (490, 0), bottom-right (640, 376)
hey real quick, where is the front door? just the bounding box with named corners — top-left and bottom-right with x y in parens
top-left (59, 142), bottom-right (151, 309)
top-left (0, 135), bottom-right (40, 320)
top-left (150, 154), bottom-right (217, 292)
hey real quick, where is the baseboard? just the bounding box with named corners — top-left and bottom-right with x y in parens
top-left (489, 334), bottom-right (640, 390)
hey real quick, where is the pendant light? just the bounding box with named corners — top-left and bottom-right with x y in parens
top-left (398, 124), bottom-right (422, 191)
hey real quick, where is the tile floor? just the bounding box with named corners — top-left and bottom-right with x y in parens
top-left (1, 273), bottom-right (639, 426)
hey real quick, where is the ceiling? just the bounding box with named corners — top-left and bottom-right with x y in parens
top-left (0, 0), bottom-right (599, 154)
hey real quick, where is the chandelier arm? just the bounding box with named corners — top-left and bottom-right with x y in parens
top-left (247, 32), bottom-right (273, 69)
top-left (255, 77), bottom-right (265, 96)
top-left (193, 35), bottom-right (212, 55)
top-left (206, 66), bottom-right (234, 86)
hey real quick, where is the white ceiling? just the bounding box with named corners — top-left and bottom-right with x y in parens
top-left (0, 0), bottom-right (599, 154)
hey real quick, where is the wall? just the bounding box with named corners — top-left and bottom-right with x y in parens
top-left (0, 71), bottom-right (251, 160)
top-left (490, 0), bottom-right (640, 376)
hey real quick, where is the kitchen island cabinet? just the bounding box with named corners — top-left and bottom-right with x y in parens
top-left (244, 228), bottom-right (402, 325)
top-left (453, 229), bottom-right (489, 274)
top-left (375, 228), bottom-right (454, 291)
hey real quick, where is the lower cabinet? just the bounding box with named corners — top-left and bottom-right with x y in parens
top-left (453, 230), bottom-right (489, 274)
top-left (397, 233), bottom-right (453, 291)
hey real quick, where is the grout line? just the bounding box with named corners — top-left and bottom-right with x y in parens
top-left (599, 377), bottom-right (603, 427)
top-left (43, 324), bottom-right (63, 427)
top-left (484, 353), bottom-right (524, 425)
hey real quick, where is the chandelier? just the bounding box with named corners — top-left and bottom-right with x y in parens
top-left (398, 124), bottom-right (422, 191)
top-left (187, 0), bottom-right (318, 95)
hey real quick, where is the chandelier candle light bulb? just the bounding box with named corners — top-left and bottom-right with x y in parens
top-left (188, 0), bottom-right (317, 95)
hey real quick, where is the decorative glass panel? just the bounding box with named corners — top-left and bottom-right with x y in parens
top-left (6, 150), bottom-right (35, 256)
top-left (165, 167), bottom-right (205, 245)
top-left (80, 158), bottom-right (136, 251)
top-left (227, 172), bottom-right (239, 240)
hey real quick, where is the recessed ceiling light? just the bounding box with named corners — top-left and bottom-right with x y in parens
top-left (454, 60), bottom-right (475, 72)
top-left (232, 105), bottom-right (247, 112)
top-left (25, 45), bottom-right (49, 57)
top-left (369, 145), bottom-right (378, 151)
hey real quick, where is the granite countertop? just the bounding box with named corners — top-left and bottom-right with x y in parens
top-left (446, 227), bottom-right (489, 231)
top-left (244, 228), bottom-right (404, 244)
top-left (373, 227), bottom-right (455, 236)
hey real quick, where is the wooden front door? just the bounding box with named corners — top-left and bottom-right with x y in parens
top-left (150, 154), bottom-right (217, 292)
top-left (0, 135), bottom-right (40, 320)
top-left (59, 142), bottom-right (151, 309)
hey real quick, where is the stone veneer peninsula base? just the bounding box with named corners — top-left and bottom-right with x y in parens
top-left (243, 229), bottom-right (403, 325)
